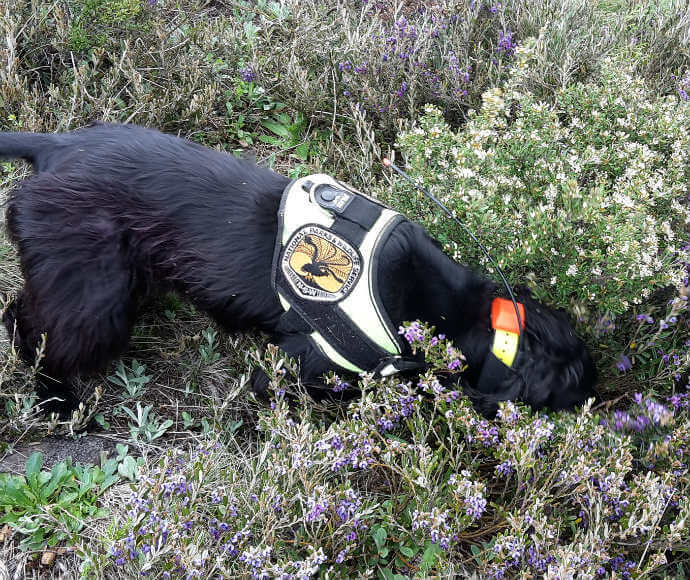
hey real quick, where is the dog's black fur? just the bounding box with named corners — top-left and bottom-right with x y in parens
top-left (0, 122), bottom-right (597, 416)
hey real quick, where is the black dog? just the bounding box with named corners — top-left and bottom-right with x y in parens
top-left (0, 122), bottom-right (596, 416)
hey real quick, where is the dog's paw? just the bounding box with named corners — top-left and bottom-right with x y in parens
top-left (249, 368), bottom-right (271, 398)
top-left (37, 379), bottom-right (82, 420)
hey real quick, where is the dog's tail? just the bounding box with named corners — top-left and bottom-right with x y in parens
top-left (0, 132), bottom-right (56, 165)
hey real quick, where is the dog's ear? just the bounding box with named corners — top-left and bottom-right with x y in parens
top-left (516, 297), bottom-right (598, 412)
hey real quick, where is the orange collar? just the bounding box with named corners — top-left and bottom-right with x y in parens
top-left (490, 298), bottom-right (525, 367)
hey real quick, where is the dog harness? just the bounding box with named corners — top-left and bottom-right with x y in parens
top-left (271, 174), bottom-right (423, 376)
top-left (271, 174), bottom-right (525, 383)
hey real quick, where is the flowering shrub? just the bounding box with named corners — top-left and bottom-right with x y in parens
top-left (256, 0), bottom-right (637, 136)
top-left (385, 40), bottom-right (690, 326)
top-left (82, 325), bottom-right (690, 577)
top-left (615, 292), bottom-right (689, 391)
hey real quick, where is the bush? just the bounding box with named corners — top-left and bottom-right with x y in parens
top-left (256, 0), bottom-right (618, 133)
top-left (384, 39), bottom-right (690, 325)
top-left (83, 330), bottom-right (690, 578)
top-left (254, 0), bottom-right (690, 136)
top-left (0, 0), bottom-right (263, 144)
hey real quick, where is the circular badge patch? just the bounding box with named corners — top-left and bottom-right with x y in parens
top-left (281, 225), bottom-right (361, 302)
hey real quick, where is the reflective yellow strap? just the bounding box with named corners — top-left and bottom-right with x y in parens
top-left (491, 329), bottom-right (519, 367)
top-left (310, 331), bottom-right (364, 373)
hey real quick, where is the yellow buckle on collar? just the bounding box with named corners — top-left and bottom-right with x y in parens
top-left (490, 298), bottom-right (525, 367)
top-left (492, 329), bottom-right (520, 366)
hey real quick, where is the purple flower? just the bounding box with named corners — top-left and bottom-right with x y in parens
top-left (240, 66), bottom-right (256, 82)
top-left (495, 460), bottom-right (514, 476)
top-left (616, 354), bottom-right (632, 372)
top-left (447, 358), bottom-right (462, 370)
top-left (398, 321), bottom-right (425, 345)
top-left (496, 30), bottom-right (516, 56)
top-left (333, 377), bottom-right (350, 393)
top-left (306, 495), bottom-right (329, 523)
top-left (465, 494), bottom-right (487, 519)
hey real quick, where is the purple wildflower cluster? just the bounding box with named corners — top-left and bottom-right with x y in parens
top-left (336, 3), bottom-right (518, 122)
top-left (305, 490), bottom-right (329, 524)
top-left (668, 387), bottom-right (690, 411)
top-left (496, 30), bottom-right (516, 56)
top-left (495, 460), bottom-right (514, 477)
top-left (488, 533), bottom-right (560, 578)
top-left (597, 554), bottom-right (636, 580)
top-left (449, 471), bottom-right (487, 520)
top-left (399, 322), bottom-right (467, 376)
top-left (411, 507), bottom-right (457, 551)
top-left (504, 417), bottom-right (555, 452)
top-left (489, 535), bottom-right (524, 578)
top-left (239, 545), bottom-right (272, 578)
top-left (107, 441), bottom-right (261, 578)
top-left (495, 401), bottom-right (520, 425)
top-left (371, 381), bottom-right (420, 433)
top-left (585, 476), bottom-right (631, 523)
top-left (314, 428), bottom-right (377, 471)
top-left (269, 547), bottom-right (328, 579)
top-left (594, 312), bottom-right (616, 337)
top-left (336, 488), bottom-right (362, 523)
top-left (398, 321), bottom-right (425, 345)
top-left (603, 393), bottom-right (674, 433)
top-left (332, 375), bottom-right (350, 393)
top-left (240, 66), bottom-right (256, 83)
top-left (467, 417), bottom-right (500, 447)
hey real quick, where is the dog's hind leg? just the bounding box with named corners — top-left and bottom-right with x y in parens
top-left (6, 204), bottom-right (141, 415)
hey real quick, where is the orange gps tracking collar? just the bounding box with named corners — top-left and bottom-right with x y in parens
top-left (490, 298), bottom-right (525, 367)
top-left (491, 297), bottom-right (525, 334)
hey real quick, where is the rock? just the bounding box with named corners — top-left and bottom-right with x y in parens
top-left (0, 435), bottom-right (121, 474)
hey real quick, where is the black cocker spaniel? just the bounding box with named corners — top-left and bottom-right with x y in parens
top-left (0, 122), bottom-right (597, 416)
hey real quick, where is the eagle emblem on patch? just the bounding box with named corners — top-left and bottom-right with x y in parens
top-left (282, 225), bottom-right (361, 301)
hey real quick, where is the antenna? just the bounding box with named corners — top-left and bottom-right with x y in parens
top-left (383, 157), bottom-right (523, 335)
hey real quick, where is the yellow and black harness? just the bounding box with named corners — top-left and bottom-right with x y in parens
top-left (271, 174), bottom-right (525, 385)
top-left (271, 174), bottom-right (423, 376)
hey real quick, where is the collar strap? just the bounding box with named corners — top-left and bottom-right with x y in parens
top-left (490, 298), bottom-right (525, 367)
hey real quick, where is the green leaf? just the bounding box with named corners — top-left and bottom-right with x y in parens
top-left (25, 453), bottom-right (43, 487)
top-left (102, 458), bottom-right (118, 477)
top-left (57, 491), bottom-right (79, 506)
top-left (262, 119), bottom-right (291, 138)
top-left (371, 525), bottom-right (388, 552)
top-left (43, 462), bottom-right (70, 499)
top-left (257, 134), bottom-right (283, 146)
top-left (399, 545), bottom-right (417, 558)
top-left (420, 542), bottom-right (442, 571)
top-left (275, 112), bottom-right (291, 125)
top-left (118, 456), bottom-right (138, 480)
top-left (294, 142), bottom-right (310, 161)
top-left (94, 413), bottom-right (110, 429)
top-left (1, 478), bottom-right (31, 508)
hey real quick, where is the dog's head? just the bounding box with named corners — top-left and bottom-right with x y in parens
top-left (465, 291), bottom-right (598, 418)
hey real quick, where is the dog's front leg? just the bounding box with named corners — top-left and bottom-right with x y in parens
top-left (250, 333), bottom-right (338, 399)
